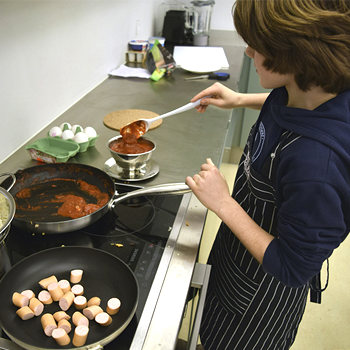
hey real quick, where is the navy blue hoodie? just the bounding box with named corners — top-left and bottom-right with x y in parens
top-left (253, 87), bottom-right (350, 287)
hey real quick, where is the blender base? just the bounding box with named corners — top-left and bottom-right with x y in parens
top-left (193, 35), bottom-right (209, 46)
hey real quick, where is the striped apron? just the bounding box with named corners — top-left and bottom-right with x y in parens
top-left (199, 126), bottom-right (310, 350)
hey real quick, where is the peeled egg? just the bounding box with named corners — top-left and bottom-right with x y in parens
top-left (49, 126), bottom-right (62, 138)
top-left (61, 129), bottom-right (75, 140)
top-left (60, 122), bottom-right (72, 131)
top-left (71, 125), bottom-right (83, 134)
top-left (84, 126), bottom-right (97, 138)
top-left (74, 132), bottom-right (89, 144)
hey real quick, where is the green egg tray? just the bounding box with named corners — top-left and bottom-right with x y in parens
top-left (46, 132), bottom-right (98, 152)
top-left (26, 137), bottom-right (80, 163)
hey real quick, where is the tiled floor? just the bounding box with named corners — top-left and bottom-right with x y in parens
top-left (178, 161), bottom-right (350, 350)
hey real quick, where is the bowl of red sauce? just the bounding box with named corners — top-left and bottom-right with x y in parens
top-left (107, 135), bottom-right (155, 172)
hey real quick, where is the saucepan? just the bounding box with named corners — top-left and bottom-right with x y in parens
top-left (0, 163), bottom-right (191, 234)
top-left (0, 173), bottom-right (16, 238)
top-left (0, 173), bottom-right (16, 281)
top-left (0, 246), bottom-right (138, 350)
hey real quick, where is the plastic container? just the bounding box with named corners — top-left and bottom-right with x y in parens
top-left (148, 36), bottom-right (166, 49)
top-left (129, 40), bottom-right (148, 51)
top-left (25, 137), bottom-right (80, 163)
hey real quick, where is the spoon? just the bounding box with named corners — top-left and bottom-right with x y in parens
top-left (120, 95), bottom-right (211, 140)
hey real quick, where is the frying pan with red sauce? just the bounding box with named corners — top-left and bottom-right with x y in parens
top-left (1, 163), bottom-right (115, 234)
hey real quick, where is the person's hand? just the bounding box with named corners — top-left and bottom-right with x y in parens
top-left (191, 82), bottom-right (243, 113)
top-left (191, 82), bottom-right (269, 112)
top-left (186, 158), bottom-right (231, 215)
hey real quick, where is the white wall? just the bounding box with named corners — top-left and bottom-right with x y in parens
top-left (0, 0), bottom-right (234, 164)
top-left (0, 0), bottom-right (159, 164)
top-left (211, 0), bottom-right (235, 31)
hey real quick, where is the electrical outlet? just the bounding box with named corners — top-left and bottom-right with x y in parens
top-left (135, 19), bottom-right (140, 36)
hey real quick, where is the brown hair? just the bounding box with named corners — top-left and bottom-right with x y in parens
top-left (233, 0), bottom-right (350, 93)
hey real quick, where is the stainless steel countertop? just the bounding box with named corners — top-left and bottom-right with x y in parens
top-left (0, 42), bottom-right (245, 183)
top-left (0, 31), bottom-right (245, 350)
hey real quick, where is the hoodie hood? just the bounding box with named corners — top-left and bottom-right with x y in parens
top-left (270, 87), bottom-right (350, 165)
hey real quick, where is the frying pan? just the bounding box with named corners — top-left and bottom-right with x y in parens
top-left (0, 246), bottom-right (138, 350)
top-left (0, 163), bottom-right (190, 234)
top-left (1, 164), bottom-right (115, 234)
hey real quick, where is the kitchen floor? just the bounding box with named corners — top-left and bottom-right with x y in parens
top-left (178, 153), bottom-right (350, 350)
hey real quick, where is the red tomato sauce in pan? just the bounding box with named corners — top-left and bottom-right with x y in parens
top-left (57, 180), bottom-right (109, 219)
top-left (15, 179), bottom-right (110, 220)
top-left (15, 188), bottom-right (31, 198)
top-left (57, 195), bottom-right (101, 219)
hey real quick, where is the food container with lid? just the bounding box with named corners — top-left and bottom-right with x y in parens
top-left (148, 36), bottom-right (165, 49)
top-left (129, 40), bottom-right (148, 51)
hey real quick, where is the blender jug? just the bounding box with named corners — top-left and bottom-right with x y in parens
top-left (191, 0), bottom-right (215, 46)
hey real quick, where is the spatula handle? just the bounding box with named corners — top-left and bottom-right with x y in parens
top-left (153, 95), bottom-right (212, 122)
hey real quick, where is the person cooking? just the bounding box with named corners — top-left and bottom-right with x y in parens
top-left (186, 0), bottom-right (350, 349)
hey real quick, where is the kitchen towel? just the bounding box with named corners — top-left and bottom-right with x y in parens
top-left (109, 65), bottom-right (151, 79)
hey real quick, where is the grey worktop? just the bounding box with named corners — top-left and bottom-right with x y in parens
top-left (0, 30), bottom-right (245, 350)
top-left (0, 40), bottom-right (245, 182)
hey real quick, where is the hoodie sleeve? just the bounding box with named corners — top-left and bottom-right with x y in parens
top-left (262, 139), bottom-right (350, 287)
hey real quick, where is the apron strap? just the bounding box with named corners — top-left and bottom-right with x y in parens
top-left (263, 131), bottom-right (330, 304)
top-left (309, 259), bottom-right (329, 304)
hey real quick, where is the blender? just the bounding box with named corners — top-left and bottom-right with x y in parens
top-left (191, 0), bottom-right (215, 46)
top-left (159, 1), bottom-right (194, 45)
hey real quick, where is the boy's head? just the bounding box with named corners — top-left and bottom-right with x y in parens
top-left (233, 0), bottom-right (350, 94)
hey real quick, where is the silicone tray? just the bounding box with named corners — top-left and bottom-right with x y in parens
top-left (26, 137), bottom-right (80, 163)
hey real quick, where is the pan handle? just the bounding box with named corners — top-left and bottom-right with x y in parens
top-left (0, 173), bottom-right (16, 192)
top-left (0, 338), bottom-right (26, 350)
top-left (109, 182), bottom-right (191, 208)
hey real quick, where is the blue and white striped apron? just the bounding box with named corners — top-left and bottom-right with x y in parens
top-left (200, 127), bottom-right (310, 350)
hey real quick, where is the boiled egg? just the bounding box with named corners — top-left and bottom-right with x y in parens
top-left (49, 126), bottom-right (62, 138)
top-left (83, 126), bottom-right (97, 138)
top-left (74, 132), bottom-right (89, 144)
top-left (61, 129), bottom-right (75, 140)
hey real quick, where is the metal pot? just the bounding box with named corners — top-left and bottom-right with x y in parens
top-left (1, 164), bottom-right (190, 234)
top-left (0, 173), bottom-right (16, 280)
top-left (0, 173), bottom-right (16, 238)
top-left (0, 228), bottom-right (11, 281)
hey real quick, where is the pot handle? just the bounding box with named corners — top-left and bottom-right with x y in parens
top-left (0, 173), bottom-right (16, 192)
top-left (109, 182), bottom-right (191, 208)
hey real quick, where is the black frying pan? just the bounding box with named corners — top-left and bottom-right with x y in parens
top-left (1, 163), bottom-right (116, 234)
top-left (0, 246), bottom-right (138, 349)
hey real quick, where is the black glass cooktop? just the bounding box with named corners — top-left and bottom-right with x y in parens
top-left (2, 183), bottom-right (183, 350)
